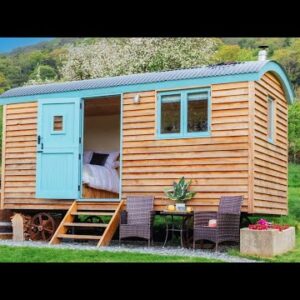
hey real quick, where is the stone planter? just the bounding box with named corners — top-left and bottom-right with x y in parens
top-left (240, 227), bottom-right (296, 257)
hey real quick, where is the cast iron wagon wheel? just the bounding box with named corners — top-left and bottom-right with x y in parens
top-left (29, 213), bottom-right (56, 241)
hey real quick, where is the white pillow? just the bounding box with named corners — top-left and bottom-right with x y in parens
top-left (83, 150), bottom-right (93, 164)
top-left (93, 150), bottom-right (120, 168)
top-left (111, 160), bottom-right (120, 169)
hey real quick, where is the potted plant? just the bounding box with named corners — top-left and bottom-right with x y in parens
top-left (164, 177), bottom-right (196, 211)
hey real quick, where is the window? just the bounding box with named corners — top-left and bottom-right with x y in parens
top-left (160, 94), bottom-right (181, 134)
top-left (187, 92), bottom-right (208, 133)
top-left (267, 96), bottom-right (275, 143)
top-left (157, 88), bottom-right (210, 139)
top-left (53, 115), bottom-right (63, 132)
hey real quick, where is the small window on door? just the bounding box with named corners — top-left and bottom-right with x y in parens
top-left (53, 115), bottom-right (63, 132)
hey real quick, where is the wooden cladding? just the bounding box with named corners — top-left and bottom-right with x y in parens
top-left (252, 73), bottom-right (288, 215)
top-left (122, 83), bottom-right (251, 212)
top-left (1, 72), bottom-right (288, 214)
top-left (1, 102), bottom-right (71, 210)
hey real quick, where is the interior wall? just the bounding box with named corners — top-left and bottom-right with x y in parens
top-left (84, 114), bottom-right (120, 152)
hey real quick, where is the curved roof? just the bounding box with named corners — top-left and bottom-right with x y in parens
top-left (0, 60), bottom-right (295, 103)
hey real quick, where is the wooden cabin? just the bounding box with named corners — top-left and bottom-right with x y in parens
top-left (0, 60), bottom-right (295, 245)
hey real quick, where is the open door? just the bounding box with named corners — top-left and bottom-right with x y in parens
top-left (36, 98), bottom-right (82, 199)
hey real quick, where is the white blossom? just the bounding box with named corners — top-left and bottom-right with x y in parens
top-left (59, 38), bottom-right (219, 81)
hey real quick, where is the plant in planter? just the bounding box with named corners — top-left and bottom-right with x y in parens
top-left (164, 177), bottom-right (196, 211)
top-left (241, 219), bottom-right (295, 257)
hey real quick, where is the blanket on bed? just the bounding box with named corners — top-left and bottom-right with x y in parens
top-left (82, 164), bottom-right (119, 194)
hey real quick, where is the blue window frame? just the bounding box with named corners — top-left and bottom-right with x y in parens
top-left (267, 95), bottom-right (275, 143)
top-left (156, 88), bottom-right (211, 139)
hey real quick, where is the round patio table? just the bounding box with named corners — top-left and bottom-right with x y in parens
top-left (160, 210), bottom-right (194, 248)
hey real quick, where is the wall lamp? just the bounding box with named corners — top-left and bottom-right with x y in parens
top-left (133, 94), bottom-right (140, 104)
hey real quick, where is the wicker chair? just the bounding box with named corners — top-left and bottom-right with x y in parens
top-left (193, 196), bottom-right (243, 251)
top-left (119, 196), bottom-right (155, 246)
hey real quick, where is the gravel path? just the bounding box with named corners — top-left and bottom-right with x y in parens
top-left (0, 240), bottom-right (258, 262)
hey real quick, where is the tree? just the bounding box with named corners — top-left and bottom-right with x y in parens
top-left (288, 101), bottom-right (300, 163)
top-left (212, 44), bottom-right (256, 63)
top-left (0, 72), bottom-right (10, 94)
top-left (29, 65), bottom-right (57, 81)
top-left (272, 40), bottom-right (300, 87)
top-left (59, 38), bottom-right (220, 81)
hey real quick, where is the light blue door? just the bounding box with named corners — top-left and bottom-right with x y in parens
top-left (36, 98), bottom-right (82, 199)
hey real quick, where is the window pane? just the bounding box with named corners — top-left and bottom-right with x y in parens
top-left (267, 97), bottom-right (274, 140)
top-left (161, 95), bottom-right (181, 134)
top-left (187, 93), bottom-right (208, 132)
top-left (53, 116), bottom-right (63, 131)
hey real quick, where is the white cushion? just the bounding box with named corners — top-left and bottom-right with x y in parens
top-left (93, 150), bottom-right (120, 168)
top-left (83, 150), bottom-right (93, 164)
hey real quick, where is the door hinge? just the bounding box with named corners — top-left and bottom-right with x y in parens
top-left (80, 103), bottom-right (82, 109)
top-left (79, 153), bottom-right (81, 160)
top-left (79, 137), bottom-right (82, 144)
top-left (78, 185), bottom-right (81, 191)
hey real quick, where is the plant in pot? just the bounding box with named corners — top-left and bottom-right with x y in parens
top-left (164, 177), bottom-right (196, 211)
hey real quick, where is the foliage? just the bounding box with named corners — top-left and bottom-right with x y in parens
top-left (0, 72), bottom-right (10, 94)
top-left (164, 177), bottom-right (196, 203)
top-left (288, 102), bottom-right (300, 163)
top-left (26, 65), bottom-right (57, 85)
top-left (212, 44), bottom-right (256, 63)
top-left (60, 38), bottom-right (219, 80)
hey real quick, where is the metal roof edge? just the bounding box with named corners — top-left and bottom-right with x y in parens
top-left (256, 60), bottom-right (295, 104)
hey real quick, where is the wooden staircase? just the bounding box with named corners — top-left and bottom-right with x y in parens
top-left (49, 200), bottom-right (125, 247)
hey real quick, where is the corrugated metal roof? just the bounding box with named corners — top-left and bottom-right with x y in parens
top-left (0, 60), bottom-right (270, 98)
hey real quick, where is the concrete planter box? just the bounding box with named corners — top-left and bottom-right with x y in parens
top-left (240, 227), bottom-right (296, 257)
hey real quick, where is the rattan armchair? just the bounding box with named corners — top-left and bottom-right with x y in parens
top-left (193, 196), bottom-right (243, 251)
top-left (119, 196), bottom-right (155, 246)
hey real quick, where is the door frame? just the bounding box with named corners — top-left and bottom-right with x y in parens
top-left (78, 93), bottom-right (123, 202)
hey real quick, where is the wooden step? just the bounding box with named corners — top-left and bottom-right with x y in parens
top-left (71, 212), bottom-right (114, 216)
top-left (63, 222), bottom-right (108, 228)
top-left (57, 234), bottom-right (102, 240)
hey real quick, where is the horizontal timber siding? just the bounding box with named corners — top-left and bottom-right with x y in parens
top-left (2, 102), bottom-right (72, 210)
top-left (253, 73), bottom-right (288, 215)
top-left (122, 83), bottom-right (250, 212)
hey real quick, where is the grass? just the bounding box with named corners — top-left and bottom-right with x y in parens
top-left (229, 163), bottom-right (300, 262)
top-left (0, 245), bottom-right (222, 262)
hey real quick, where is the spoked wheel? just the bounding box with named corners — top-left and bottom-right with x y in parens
top-left (29, 213), bottom-right (56, 241)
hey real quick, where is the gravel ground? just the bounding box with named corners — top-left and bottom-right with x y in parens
top-left (0, 239), bottom-right (258, 262)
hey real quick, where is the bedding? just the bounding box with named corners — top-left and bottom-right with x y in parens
top-left (82, 163), bottom-right (119, 194)
top-left (84, 150), bottom-right (119, 168)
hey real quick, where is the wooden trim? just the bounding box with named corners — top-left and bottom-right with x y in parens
top-left (1, 105), bottom-right (7, 210)
top-left (248, 82), bottom-right (255, 213)
top-left (97, 199), bottom-right (125, 247)
top-left (49, 201), bottom-right (77, 245)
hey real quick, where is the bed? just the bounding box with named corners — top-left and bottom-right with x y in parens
top-left (82, 150), bottom-right (120, 198)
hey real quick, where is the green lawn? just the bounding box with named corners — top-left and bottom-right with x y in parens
top-left (0, 245), bottom-right (222, 262)
top-left (229, 163), bottom-right (300, 262)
